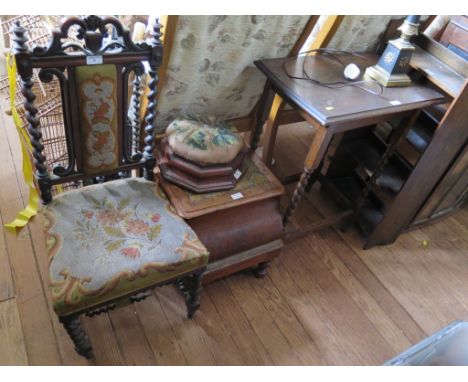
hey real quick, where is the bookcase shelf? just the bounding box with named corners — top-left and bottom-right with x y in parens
top-left (323, 19), bottom-right (468, 246)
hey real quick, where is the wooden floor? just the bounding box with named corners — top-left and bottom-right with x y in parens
top-left (1, 106), bottom-right (467, 365)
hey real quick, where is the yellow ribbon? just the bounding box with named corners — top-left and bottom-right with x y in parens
top-left (4, 53), bottom-right (40, 234)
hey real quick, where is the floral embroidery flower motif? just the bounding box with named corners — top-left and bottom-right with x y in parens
top-left (96, 209), bottom-right (124, 226)
top-left (73, 195), bottom-right (163, 260)
top-left (120, 246), bottom-right (141, 259)
top-left (91, 131), bottom-right (111, 154)
top-left (125, 219), bottom-right (150, 235)
top-left (79, 71), bottom-right (117, 170)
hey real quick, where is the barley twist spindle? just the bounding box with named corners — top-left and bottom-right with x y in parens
top-left (143, 19), bottom-right (162, 180)
top-left (12, 21), bottom-right (52, 203)
top-left (131, 74), bottom-right (142, 156)
top-left (282, 167), bottom-right (313, 227)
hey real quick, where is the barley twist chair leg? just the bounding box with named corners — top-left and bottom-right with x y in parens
top-left (175, 270), bottom-right (204, 319)
top-left (59, 315), bottom-right (93, 359)
top-left (186, 271), bottom-right (204, 319)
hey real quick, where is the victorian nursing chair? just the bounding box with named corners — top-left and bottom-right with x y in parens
top-left (12, 15), bottom-right (209, 359)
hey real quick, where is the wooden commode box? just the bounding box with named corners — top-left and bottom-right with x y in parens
top-left (156, 152), bottom-right (285, 283)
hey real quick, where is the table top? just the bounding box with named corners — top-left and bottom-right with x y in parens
top-left (255, 53), bottom-right (445, 127)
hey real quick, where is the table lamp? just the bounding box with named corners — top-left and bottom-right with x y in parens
top-left (365, 15), bottom-right (420, 87)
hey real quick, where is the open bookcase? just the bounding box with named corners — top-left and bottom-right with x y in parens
top-left (323, 17), bottom-right (467, 248)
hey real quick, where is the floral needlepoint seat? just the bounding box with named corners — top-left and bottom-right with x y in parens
top-left (43, 178), bottom-right (209, 317)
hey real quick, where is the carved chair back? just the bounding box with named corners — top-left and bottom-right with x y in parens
top-left (12, 15), bottom-right (162, 204)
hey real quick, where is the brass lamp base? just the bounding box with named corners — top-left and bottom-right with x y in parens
top-left (365, 65), bottom-right (412, 87)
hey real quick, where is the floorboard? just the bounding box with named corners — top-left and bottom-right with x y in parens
top-left (134, 293), bottom-right (188, 365)
top-left (0, 213), bottom-right (15, 302)
top-left (204, 280), bottom-right (274, 365)
top-left (279, 240), bottom-right (394, 365)
top-left (83, 313), bottom-right (125, 366)
top-left (0, 298), bottom-right (28, 365)
top-left (0, 121), bottom-right (63, 365)
top-left (301, 187), bottom-right (428, 345)
top-left (1, 103), bottom-right (467, 365)
top-left (108, 304), bottom-right (158, 365)
top-left (243, 270), bottom-right (323, 365)
top-left (154, 286), bottom-right (218, 365)
top-left (227, 273), bottom-right (305, 365)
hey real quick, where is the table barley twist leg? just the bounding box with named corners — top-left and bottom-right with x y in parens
top-left (282, 125), bottom-right (332, 228)
top-left (282, 167), bottom-right (313, 227)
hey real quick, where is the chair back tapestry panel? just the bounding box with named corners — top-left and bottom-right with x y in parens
top-left (156, 15), bottom-right (311, 131)
top-left (75, 64), bottom-right (120, 175)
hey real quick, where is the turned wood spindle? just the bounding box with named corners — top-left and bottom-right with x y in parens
top-left (131, 74), bottom-right (142, 156)
top-left (12, 21), bottom-right (52, 203)
top-left (282, 167), bottom-right (313, 227)
top-left (143, 19), bottom-right (162, 180)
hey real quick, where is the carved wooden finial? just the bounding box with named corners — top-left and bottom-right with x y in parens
top-left (11, 21), bottom-right (29, 54)
top-left (149, 18), bottom-right (163, 44)
top-left (147, 18), bottom-right (163, 65)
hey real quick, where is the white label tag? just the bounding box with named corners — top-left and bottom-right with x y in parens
top-left (86, 55), bottom-right (103, 65)
top-left (230, 192), bottom-right (243, 200)
top-left (234, 169), bottom-right (242, 179)
top-left (389, 100), bottom-right (402, 106)
top-left (325, 106), bottom-right (335, 111)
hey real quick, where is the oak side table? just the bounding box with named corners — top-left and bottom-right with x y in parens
top-left (250, 53), bottom-right (445, 240)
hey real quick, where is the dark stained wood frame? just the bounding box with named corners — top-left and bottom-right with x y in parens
top-left (12, 15), bottom-right (206, 359)
top-left (365, 30), bottom-right (468, 246)
top-left (13, 14), bottom-right (163, 204)
top-left (369, 80), bottom-right (468, 247)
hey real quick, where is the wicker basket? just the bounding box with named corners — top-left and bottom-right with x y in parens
top-left (0, 16), bottom-right (81, 194)
top-left (1, 15), bottom-right (61, 49)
